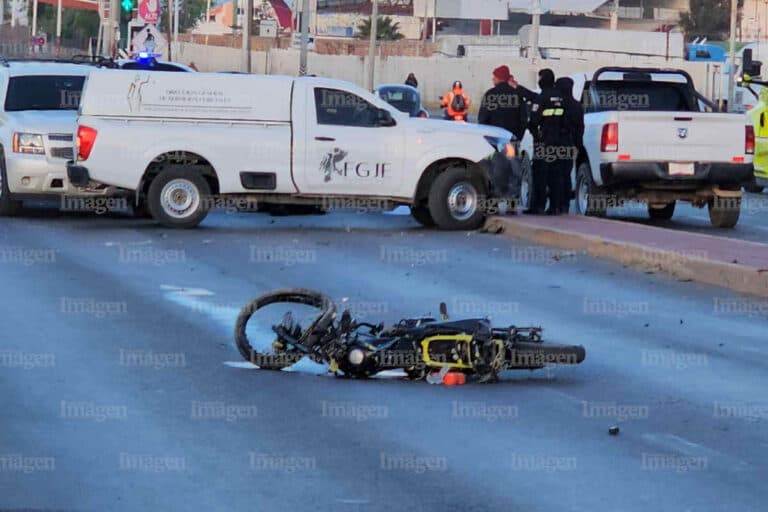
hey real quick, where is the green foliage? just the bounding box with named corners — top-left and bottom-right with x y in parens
top-left (356, 15), bottom-right (404, 41)
top-left (158, 0), bottom-right (209, 33)
top-left (679, 0), bottom-right (744, 40)
top-left (34, 4), bottom-right (100, 41)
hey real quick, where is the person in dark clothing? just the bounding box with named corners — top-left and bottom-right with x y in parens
top-left (554, 77), bottom-right (584, 213)
top-left (528, 69), bottom-right (577, 215)
top-left (520, 69), bottom-right (557, 214)
top-left (405, 73), bottom-right (418, 88)
top-left (477, 65), bottom-right (529, 141)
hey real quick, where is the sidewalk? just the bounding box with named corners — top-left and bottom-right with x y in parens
top-left (485, 214), bottom-right (768, 297)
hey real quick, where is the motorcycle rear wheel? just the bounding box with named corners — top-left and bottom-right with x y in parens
top-left (506, 342), bottom-right (586, 370)
top-left (235, 288), bottom-right (337, 371)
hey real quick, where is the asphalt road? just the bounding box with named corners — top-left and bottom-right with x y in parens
top-left (1, 209), bottom-right (766, 511)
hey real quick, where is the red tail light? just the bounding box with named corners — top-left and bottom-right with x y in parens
top-left (746, 125), bottom-right (755, 155)
top-left (76, 125), bottom-right (97, 161)
top-left (601, 122), bottom-right (619, 152)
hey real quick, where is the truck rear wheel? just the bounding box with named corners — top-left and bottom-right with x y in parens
top-left (147, 167), bottom-right (211, 229)
top-left (427, 167), bottom-right (487, 230)
top-left (648, 202), bottom-right (675, 220)
top-left (575, 164), bottom-right (606, 217)
top-left (708, 196), bottom-right (741, 228)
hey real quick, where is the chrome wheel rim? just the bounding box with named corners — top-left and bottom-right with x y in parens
top-left (520, 171), bottom-right (530, 210)
top-left (447, 181), bottom-right (478, 221)
top-left (577, 178), bottom-right (589, 214)
top-left (160, 178), bottom-right (200, 219)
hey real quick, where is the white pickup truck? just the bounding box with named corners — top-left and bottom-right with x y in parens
top-left (67, 70), bottom-right (518, 229)
top-left (520, 67), bottom-right (754, 228)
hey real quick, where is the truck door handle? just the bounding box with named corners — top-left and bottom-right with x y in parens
top-left (315, 136), bottom-right (336, 141)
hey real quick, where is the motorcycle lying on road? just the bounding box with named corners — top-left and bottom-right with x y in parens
top-left (235, 289), bottom-right (586, 382)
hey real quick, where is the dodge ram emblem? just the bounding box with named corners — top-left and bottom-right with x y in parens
top-left (677, 128), bottom-right (688, 139)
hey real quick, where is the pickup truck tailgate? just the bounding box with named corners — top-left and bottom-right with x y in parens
top-left (616, 112), bottom-right (746, 162)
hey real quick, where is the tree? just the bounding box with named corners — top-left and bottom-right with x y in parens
top-left (679, 0), bottom-right (743, 40)
top-left (34, 5), bottom-right (100, 43)
top-left (158, 0), bottom-right (209, 34)
top-left (356, 15), bottom-right (404, 41)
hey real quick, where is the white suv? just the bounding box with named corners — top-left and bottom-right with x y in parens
top-left (0, 61), bottom-right (111, 215)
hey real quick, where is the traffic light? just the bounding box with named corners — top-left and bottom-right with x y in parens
top-left (121, 0), bottom-right (134, 12)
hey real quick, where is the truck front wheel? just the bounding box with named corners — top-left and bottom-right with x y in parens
top-left (0, 150), bottom-right (21, 217)
top-left (410, 203), bottom-right (436, 227)
top-left (427, 167), bottom-right (487, 230)
top-left (147, 167), bottom-right (211, 229)
top-left (708, 196), bottom-right (741, 228)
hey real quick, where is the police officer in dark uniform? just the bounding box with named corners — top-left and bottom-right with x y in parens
top-left (527, 70), bottom-right (571, 215)
top-left (554, 76), bottom-right (585, 214)
top-left (516, 69), bottom-right (557, 214)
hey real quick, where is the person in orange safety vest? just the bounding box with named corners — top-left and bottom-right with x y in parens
top-left (441, 81), bottom-right (471, 121)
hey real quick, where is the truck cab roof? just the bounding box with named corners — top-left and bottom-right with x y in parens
top-left (0, 60), bottom-right (94, 77)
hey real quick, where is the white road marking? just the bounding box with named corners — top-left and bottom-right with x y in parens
top-left (384, 206), bottom-right (411, 216)
top-left (104, 240), bottom-right (153, 246)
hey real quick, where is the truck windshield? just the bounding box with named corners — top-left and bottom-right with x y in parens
top-left (585, 80), bottom-right (698, 112)
top-left (4, 75), bottom-right (85, 112)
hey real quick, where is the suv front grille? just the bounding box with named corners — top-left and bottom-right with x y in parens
top-left (50, 147), bottom-right (73, 160)
top-left (48, 133), bottom-right (73, 142)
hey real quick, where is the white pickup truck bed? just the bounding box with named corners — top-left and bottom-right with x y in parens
top-left (572, 68), bottom-right (753, 228)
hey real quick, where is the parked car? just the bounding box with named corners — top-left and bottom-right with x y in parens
top-left (68, 71), bottom-right (517, 230)
top-left (374, 84), bottom-right (429, 118)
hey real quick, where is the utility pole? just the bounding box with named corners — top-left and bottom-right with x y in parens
top-left (104, 0), bottom-right (119, 57)
top-left (728, 0), bottom-right (738, 110)
top-left (531, 0), bottom-right (541, 62)
top-left (431, 0), bottom-right (436, 43)
top-left (173, 0), bottom-right (180, 46)
top-left (242, 0), bottom-right (252, 72)
top-left (56, 0), bottom-right (63, 47)
top-left (299, 0), bottom-right (310, 75)
top-left (367, 0), bottom-right (378, 90)
top-left (32, 0), bottom-right (38, 37)
top-left (611, 0), bottom-right (619, 30)
top-left (167, 0), bottom-right (173, 60)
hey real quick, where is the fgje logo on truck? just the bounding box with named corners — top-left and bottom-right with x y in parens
top-left (320, 148), bottom-right (390, 182)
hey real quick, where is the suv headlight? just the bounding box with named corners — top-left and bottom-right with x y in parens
top-left (485, 136), bottom-right (516, 158)
top-left (13, 133), bottom-right (45, 155)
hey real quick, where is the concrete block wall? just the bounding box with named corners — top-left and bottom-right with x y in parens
top-left (177, 42), bottom-right (714, 109)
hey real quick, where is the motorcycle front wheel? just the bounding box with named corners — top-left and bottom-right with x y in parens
top-left (235, 288), bottom-right (337, 371)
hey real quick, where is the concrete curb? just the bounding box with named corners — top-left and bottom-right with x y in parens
top-left (484, 216), bottom-right (768, 298)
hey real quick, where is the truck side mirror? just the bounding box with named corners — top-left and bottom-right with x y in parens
top-left (743, 49), bottom-right (763, 81)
